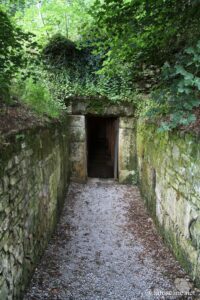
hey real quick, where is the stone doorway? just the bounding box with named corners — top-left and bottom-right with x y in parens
top-left (68, 98), bottom-right (137, 183)
top-left (86, 116), bottom-right (118, 179)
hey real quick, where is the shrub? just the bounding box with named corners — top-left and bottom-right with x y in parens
top-left (18, 78), bottom-right (65, 117)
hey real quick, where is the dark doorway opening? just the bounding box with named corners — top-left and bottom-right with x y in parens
top-left (87, 116), bottom-right (118, 179)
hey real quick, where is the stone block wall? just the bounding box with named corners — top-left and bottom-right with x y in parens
top-left (137, 121), bottom-right (200, 284)
top-left (0, 118), bottom-right (70, 299)
top-left (118, 117), bottom-right (137, 184)
top-left (68, 115), bottom-right (87, 182)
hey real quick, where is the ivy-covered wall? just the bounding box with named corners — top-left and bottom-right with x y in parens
top-left (137, 121), bottom-right (200, 285)
top-left (0, 118), bottom-right (70, 299)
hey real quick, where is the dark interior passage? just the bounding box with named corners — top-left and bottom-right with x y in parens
top-left (87, 116), bottom-right (118, 178)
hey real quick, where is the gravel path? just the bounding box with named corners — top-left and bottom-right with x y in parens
top-left (24, 180), bottom-right (197, 300)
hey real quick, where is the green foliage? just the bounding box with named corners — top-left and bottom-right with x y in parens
top-left (5, 0), bottom-right (94, 45)
top-left (0, 1), bottom-right (95, 117)
top-left (1, 0), bottom-right (200, 129)
top-left (0, 10), bottom-right (19, 102)
top-left (86, 0), bottom-right (200, 75)
top-left (147, 40), bottom-right (200, 130)
top-left (43, 34), bottom-right (79, 67)
top-left (0, 9), bottom-right (41, 103)
top-left (0, 9), bottom-right (66, 116)
top-left (80, 0), bottom-right (200, 130)
top-left (42, 33), bottom-right (137, 103)
top-left (14, 77), bottom-right (65, 117)
top-left (43, 62), bottom-right (137, 104)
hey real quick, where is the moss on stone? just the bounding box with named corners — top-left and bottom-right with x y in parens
top-left (137, 119), bottom-right (200, 285)
top-left (0, 116), bottom-right (70, 299)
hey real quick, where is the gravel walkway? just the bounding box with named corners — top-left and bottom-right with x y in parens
top-left (24, 180), bottom-right (197, 300)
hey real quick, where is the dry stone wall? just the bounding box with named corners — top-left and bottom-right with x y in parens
top-left (137, 121), bottom-right (200, 285)
top-left (0, 118), bottom-right (70, 299)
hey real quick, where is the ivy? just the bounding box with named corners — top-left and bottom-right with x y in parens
top-left (147, 40), bottom-right (200, 130)
top-left (1, 0), bottom-right (200, 127)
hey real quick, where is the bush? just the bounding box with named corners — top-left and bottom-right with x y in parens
top-left (16, 77), bottom-right (65, 117)
top-left (147, 40), bottom-right (200, 131)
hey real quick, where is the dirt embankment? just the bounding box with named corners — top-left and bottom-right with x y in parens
top-left (0, 103), bottom-right (49, 136)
